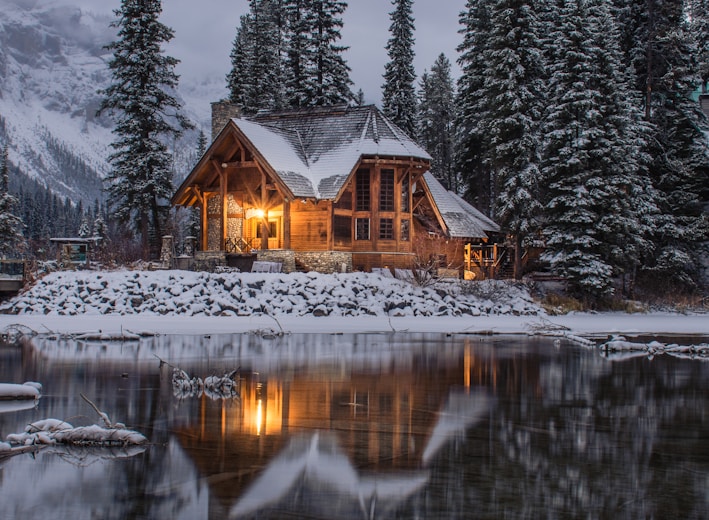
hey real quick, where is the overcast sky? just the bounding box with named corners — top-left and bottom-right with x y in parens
top-left (97, 0), bottom-right (468, 105)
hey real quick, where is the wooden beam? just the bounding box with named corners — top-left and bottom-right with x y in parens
top-left (219, 160), bottom-right (258, 169)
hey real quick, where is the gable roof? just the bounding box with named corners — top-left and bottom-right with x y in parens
top-left (228, 105), bottom-right (431, 200)
top-left (422, 172), bottom-right (500, 239)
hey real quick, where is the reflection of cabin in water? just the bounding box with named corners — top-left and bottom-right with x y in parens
top-left (172, 103), bottom-right (506, 278)
top-left (171, 340), bottom-right (535, 517)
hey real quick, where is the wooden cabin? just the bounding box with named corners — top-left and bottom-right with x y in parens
top-left (172, 103), bottom-right (500, 276)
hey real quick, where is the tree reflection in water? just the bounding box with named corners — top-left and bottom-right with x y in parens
top-left (0, 333), bottom-right (707, 519)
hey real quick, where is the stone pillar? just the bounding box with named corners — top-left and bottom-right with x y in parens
top-left (211, 101), bottom-right (242, 140)
top-left (184, 236), bottom-right (197, 257)
top-left (160, 235), bottom-right (174, 268)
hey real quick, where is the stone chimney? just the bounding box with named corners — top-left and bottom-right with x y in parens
top-left (211, 101), bottom-right (242, 140)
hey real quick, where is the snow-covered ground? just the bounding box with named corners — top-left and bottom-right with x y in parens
top-left (0, 269), bottom-right (707, 338)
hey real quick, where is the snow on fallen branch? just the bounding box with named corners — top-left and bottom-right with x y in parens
top-left (599, 336), bottom-right (709, 360)
top-left (524, 318), bottom-right (596, 348)
top-left (0, 382), bottom-right (42, 401)
top-left (158, 355), bottom-right (241, 400)
top-left (1, 398), bottom-right (147, 459)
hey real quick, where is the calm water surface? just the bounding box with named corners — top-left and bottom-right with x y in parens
top-left (0, 333), bottom-right (707, 519)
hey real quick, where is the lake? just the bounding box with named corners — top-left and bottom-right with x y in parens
top-left (1, 332), bottom-right (708, 519)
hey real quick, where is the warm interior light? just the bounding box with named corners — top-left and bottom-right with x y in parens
top-left (256, 399), bottom-right (263, 436)
top-left (254, 209), bottom-right (265, 219)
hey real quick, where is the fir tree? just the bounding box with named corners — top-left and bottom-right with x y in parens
top-left (196, 129), bottom-right (208, 157)
top-left (627, 0), bottom-right (709, 291)
top-left (227, 0), bottom-right (286, 113)
top-left (284, 0), bottom-right (353, 106)
top-left (78, 216), bottom-right (91, 238)
top-left (455, 0), bottom-right (496, 215)
top-left (541, 0), bottom-right (617, 299)
top-left (0, 145), bottom-right (25, 258)
top-left (97, 0), bottom-right (192, 258)
top-left (382, 0), bottom-right (417, 136)
top-left (418, 54), bottom-right (457, 192)
top-left (481, 0), bottom-right (547, 279)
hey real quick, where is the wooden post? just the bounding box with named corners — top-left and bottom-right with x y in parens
top-left (221, 168), bottom-right (228, 251)
top-left (283, 199), bottom-right (291, 250)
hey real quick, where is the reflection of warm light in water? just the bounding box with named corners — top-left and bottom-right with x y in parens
top-left (464, 341), bottom-right (471, 389)
top-left (256, 399), bottom-right (263, 436)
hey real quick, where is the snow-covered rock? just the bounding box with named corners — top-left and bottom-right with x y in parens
top-left (0, 269), bottom-right (543, 318)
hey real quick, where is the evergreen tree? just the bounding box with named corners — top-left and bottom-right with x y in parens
top-left (227, 0), bottom-right (286, 113)
top-left (78, 216), bottom-right (91, 238)
top-left (97, 0), bottom-right (192, 258)
top-left (627, 0), bottom-right (709, 291)
top-left (196, 129), bottom-right (208, 157)
top-left (540, 0), bottom-right (659, 300)
top-left (0, 145), bottom-right (25, 258)
top-left (455, 0), bottom-right (496, 215)
top-left (418, 54), bottom-right (457, 192)
top-left (481, 0), bottom-right (547, 279)
top-left (541, 0), bottom-right (617, 299)
top-left (382, 0), bottom-right (417, 136)
top-left (281, 0), bottom-right (353, 106)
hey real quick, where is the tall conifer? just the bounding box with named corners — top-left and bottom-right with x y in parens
top-left (0, 145), bottom-right (25, 257)
top-left (98, 0), bottom-right (192, 258)
top-left (382, 0), bottom-right (417, 136)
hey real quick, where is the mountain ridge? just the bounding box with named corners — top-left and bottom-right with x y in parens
top-left (0, 0), bottom-right (222, 206)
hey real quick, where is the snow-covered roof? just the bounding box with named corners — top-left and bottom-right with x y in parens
top-left (422, 173), bottom-right (500, 238)
top-left (237, 105), bottom-right (432, 199)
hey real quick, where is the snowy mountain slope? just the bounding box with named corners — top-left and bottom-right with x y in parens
top-left (0, 1), bottom-right (222, 204)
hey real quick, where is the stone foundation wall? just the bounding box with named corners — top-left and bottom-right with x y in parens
top-left (193, 251), bottom-right (227, 272)
top-left (295, 251), bottom-right (352, 274)
top-left (256, 250), bottom-right (296, 273)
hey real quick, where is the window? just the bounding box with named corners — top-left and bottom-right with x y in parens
top-left (356, 169), bottom-right (370, 211)
top-left (379, 218), bottom-right (393, 240)
top-left (355, 218), bottom-right (370, 240)
top-left (256, 220), bottom-right (278, 238)
top-left (334, 215), bottom-right (352, 244)
top-left (380, 169), bottom-right (395, 211)
top-left (401, 219), bottom-right (410, 241)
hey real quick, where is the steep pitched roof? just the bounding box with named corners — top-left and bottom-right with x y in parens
top-left (422, 172), bottom-right (500, 239)
top-left (236, 105), bottom-right (432, 199)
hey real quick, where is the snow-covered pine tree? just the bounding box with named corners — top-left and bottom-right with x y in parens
top-left (583, 0), bottom-right (658, 296)
top-left (477, 0), bottom-right (547, 280)
top-left (78, 216), bottom-right (91, 238)
top-left (624, 0), bottom-right (709, 291)
top-left (540, 0), bottom-right (619, 300)
top-left (382, 0), bottom-right (417, 137)
top-left (196, 129), bottom-right (208, 157)
top-left (97, 0), bottom-right (192, 259)
top-left (418, 54), bottom-right (457, 192)
top-left (455, 0), bottom-right (496, 215)
top-left (285, 0), bottom-right (353, 106)
top-left (227, 0), bottom-right (286, 113)
top-left (0, 145), bottom-right (25, 258)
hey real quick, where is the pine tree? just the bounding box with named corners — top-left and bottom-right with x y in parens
top-left (227, 0), bottom-right (286, 113)
top-left (97, 0), bottom-right (192, 258)
top-left (0, 145), bottom-right (25, 258)
top-left (539, 0), bottom-right (659, 300)
top-left (626, 0), bottom-right (709, 291)
top-left (78, 216), bottom-right (91, 238)
top-left (482, 0), bottom-right (547, 279)
top-left (418, 54), bottom-right (457, 192)
top-left (541, 0), bottom-right (617, 299)
top-left (196, 129), bottom-right (208, 157)
top-left (382, 0), bottom-right (417, 136)
top-left (282, 0), bottom-right (353, 106)
top-left (455, 0), bottom-right (496, 215)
